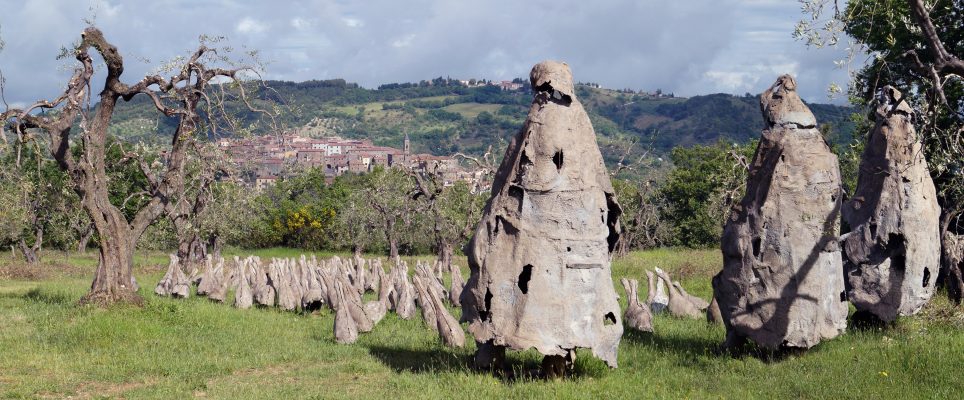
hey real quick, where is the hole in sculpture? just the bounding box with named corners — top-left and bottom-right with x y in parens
top-left (553, 150), bottom-right (564, 170)
top-left (752, 237), bottom-right (762, 259)
top-left (480, 288), bottom-right (493, 322)
top-left (923, 267), bottom-right (930, 287)
top-left (604, 312), bottom-right (617, 326)
top-left (566, 247), bottom-right (571, 252)
top-left (518, 265), bottom-right (533, 294)
top-left (507, 186), bottom-right (524, 213)
top-left (520, 150), bottom-right (533, 168)
top-left (604, 194), bottom-right (620, 254)
top-left (839, 291), bottom-right (847, 302)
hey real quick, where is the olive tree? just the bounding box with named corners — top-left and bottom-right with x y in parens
top-left (0, 27), bottom-right (269, 305)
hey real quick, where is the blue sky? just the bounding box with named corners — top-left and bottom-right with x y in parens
top-left (0, 0), bottom-right (853, 107)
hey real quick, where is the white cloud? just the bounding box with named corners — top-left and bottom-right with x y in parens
top-left (290, 17), bottom-right (310, 30)
top-left (236, 17), bottom-right (267, 34)
top-left (391, 34), bottom-right (415, 48)
top-left (342, 17), bottom-right (364, 28)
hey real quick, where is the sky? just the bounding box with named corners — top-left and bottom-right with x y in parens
top-left (0, 0), bottom-right (854, 108)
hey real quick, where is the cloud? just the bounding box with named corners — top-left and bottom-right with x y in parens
top-left (0, 0), bottom-right (854, 106)
top-left (236, 17), bottom-right (267, 34)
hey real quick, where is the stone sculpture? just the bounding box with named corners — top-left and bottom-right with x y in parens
top-left (620, 278), bottom-right (654, 333)
top-left (154, 254), bottom-right (190, 298)
top-left (460, 60), bottom-right (624, 370)
top-left (655, 268), bottom-right (701, 319)
top-left (713, 75), bottom-right (848, 350)
top-left (842, 86), bottom-right (941, 321)
top-left (647, 270), bottom-right (668, 315)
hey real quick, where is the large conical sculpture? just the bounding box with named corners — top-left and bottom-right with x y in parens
top-left (713, 75), bottom-right (848, 350)
top-left (842, 86), bottom-right (941, 321)
top-left (460, 61), bottom-right (624, 370)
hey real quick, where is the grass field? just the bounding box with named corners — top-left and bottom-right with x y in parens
top-left (441, 103), bottom-right (503, 119)
top-left (1, 248), bottom-right (962, 399)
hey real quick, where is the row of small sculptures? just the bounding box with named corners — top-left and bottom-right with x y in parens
top-left (156, 253), bottom-right (467, 346)
top-left (155, 251), bottom-right (714, 343)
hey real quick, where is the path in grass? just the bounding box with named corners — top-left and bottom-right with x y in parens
top-left (0, 248), bottom-right (962, 399)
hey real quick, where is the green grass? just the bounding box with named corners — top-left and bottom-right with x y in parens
top-left (441, 103), bottom-right (503, 119)
top-left (1, 248), bottom-right (962, 399)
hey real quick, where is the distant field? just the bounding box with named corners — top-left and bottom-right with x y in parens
top-left (441, 102), bottom-right (503, 118)
top-left (1, 247), bottom-right (962, 399)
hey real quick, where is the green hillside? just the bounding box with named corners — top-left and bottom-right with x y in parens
top-left (108, 78), bottom-right (856, 162)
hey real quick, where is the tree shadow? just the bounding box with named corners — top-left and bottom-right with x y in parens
top-left (715, 188), bottom-right (852, 363)
top-left (364, 344), bottom-right (469, 374)
top-left (623, 328), bottom-right (718, 360)
top-left (5, 287), bottom-right (75, 305)
top-left (364, 343), bottom-right (610, 383)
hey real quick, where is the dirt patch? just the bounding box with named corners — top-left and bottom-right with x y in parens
top-left (0, 261), bottom-right (87, 280)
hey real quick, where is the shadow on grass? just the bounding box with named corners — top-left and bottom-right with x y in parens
top-left (848, 310), bottom-right (895, 331)
top-left (365, 345), bottom-right (468, 374)
top-left (623, 327), bottom-right (718, 358)
top-left (623, 324), bottom-right (815, 364)
top-left (364, 344), bottom-right (608, 383)
top-left (2, 287), bottom-right (76, 305)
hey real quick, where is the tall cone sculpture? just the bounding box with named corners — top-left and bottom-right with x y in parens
top-left (460, 61), bottom-right (623, 369)
top-left (713, 75), bottom-right (848, 350)
top-left (842, 86), bottom-right (941, 321)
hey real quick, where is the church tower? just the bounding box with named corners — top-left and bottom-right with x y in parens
top-left (404, 133), bottom-right (411, 155)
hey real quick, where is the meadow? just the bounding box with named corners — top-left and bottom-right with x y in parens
top-left (1, 248), bottom-right (961, 399)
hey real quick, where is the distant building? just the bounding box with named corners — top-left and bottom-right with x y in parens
top-left (221, 132), bottom-right (486, 189)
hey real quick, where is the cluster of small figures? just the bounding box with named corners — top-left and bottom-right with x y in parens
top-left (154, 254), bottom-right (466, 346)
top-left (620, 268), bottom-right (716, 334)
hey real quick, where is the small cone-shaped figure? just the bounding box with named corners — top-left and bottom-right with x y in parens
top-left (333, 280), bottom-right (359, 344)
top-left (842, 86), bottom-right (941, 322)
top-left (461, 61), bottom-right (623, 369)
top-left (155, 254), bottom-right (190, 298)
top-left (655, 268), bottom-right (701, 319)
top-left (620, 278), bottom-right (653, 332)
top-left (234, 259), bottom-right (253, 309)
top-left (672, 281), bottom-right (709, 310)
top-left (647, 270), bottom-right (668, 315)
top-left (713, 75), bottom-right (848, 350)
top-left (706, 296), bottom-right (723, 325)
top-left (449, 264), bottom-right (465, 307)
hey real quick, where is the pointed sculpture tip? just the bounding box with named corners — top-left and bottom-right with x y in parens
top-left (875, 85), bottom-right (914, 116)
top-left (761, 74), bottom-right (816, 129)
top-left (530, 60), bottom-right (575, 97)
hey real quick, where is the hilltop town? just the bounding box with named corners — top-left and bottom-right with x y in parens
top-left (217, 133), bottom-right (484, 190)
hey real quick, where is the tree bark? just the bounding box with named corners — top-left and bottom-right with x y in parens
top-left (386, 217), bottom-right (400, 260)
top-left (83, 205), bottom-right (143, 306)
top-left (77, 224), bottom-right (93, 254)
top-left (437, 241), bottom-right (453, 270)
top-left (208, 233), bottom-right (222, 261)
top-left (18, 238), bottom-right (39, 264)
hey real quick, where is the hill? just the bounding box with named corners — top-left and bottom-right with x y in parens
top-left (108, 78), bottom-right (856, 163)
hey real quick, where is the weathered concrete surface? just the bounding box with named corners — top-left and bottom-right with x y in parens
top-left (656, 268), bottom-right (701, 319)
top-left (154, 254), bottom-right (190, 298)
top-left (713, 75), bottom-right (848, 350)
top-left (620, 278), bottom-right (653, 333)
top-left (647, 270), bottom-right (668, 315)
top-left (461, 60), bottom-right (623, 368)
top-left (842, 86), bottom-right (942, 321)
